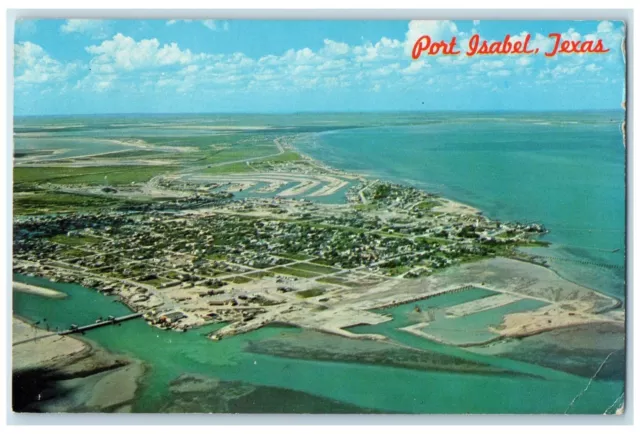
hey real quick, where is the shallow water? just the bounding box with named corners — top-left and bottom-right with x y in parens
top-left (13, 274), bottom-right (624, 414)
top-left (292, 111), bottom-right (626, 299)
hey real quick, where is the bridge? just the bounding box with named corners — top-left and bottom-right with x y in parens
top-left (13, 313), bottom-right (143, 346)
top-left (58, 313), bottom-right (143, 335)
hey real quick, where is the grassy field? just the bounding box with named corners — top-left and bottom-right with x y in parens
top-left (287, 262), bottom-right (340, 274)
top-left (201, 146), bottom-right (278, 165)
top-left (276, 253), bottom-right (313, 261)
top-left (245, 271), bottom-right (275, 278)
top-left (200, 162), bottom-right (255, 175)
top-left (271, 267), bottom-right (322, 278)
top-left (50, 234), bottom-right (103, 246)
top-left (14, 165), bottom-right (177, 186)
top-left (223, 276), bottom-right (253, 284)
top-left (414, 200), bottom-right (441, 211)
top-left (259, 151), bottom-right (302, 163)
top-left (296, 288), bottom-right (326, 298)
top-left (13, 191), bottom-right (127, 215)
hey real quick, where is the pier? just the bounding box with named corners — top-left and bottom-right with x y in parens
top-left (375, 285), bottom-right (475, 309)
top-left (59, 313), bottom-right (143, 335)
top-left (13, 313), bottom-right (143, 346)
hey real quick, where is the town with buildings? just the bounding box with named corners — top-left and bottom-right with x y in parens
top-left (13, 160), bottom-right (555, 341)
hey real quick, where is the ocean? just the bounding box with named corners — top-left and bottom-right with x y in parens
top-left (292, 111), bottom-right (626, 299)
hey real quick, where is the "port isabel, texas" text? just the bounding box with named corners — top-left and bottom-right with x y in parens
top-left (411, 33), bottom-right (610, 59)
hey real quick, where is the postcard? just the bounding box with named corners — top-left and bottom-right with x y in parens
top-left (11, 17), bottom-right (627, 415)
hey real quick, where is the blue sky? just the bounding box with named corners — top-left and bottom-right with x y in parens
top-left (14, 19), bottom-right (626, 115)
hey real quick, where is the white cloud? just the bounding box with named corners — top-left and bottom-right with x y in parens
top-left (86, 33), bottom-right (198, 71)
top-left (401, 60), bottom-right (429, 75)
top-left (166, 19), bottom-right (229, 31)
top-left (517, 57), bottom-right (532, 66)
top-left (561, 28), bottom-right (582, 42)
top-left (60, 19), bottom-right (111, 39)
top-left (370, 63), bottom-right (401, 77)
top-left (470, 60), bottom-right (505, 73)
top-left (321, 39), bottom-right (350, 56)
top-left (597, 20), bottom-right (614, 33)
top-left (354, 37), bottom-right (402, 62)
top-left (24, 20), bottom-right (624, 100)
top-left (585, 20), bottom-right (625, 56)
top-left (14, 42), bottom-right (76, 84)
top-left (488, 70), bottom-right (511, 77)
top-left (473, 20), bottom-right (480, 26)
top-left (538, 64), bottom-right (583, 80)
top-left (404, 20), bottom-right (459, 55)
top-left (203, 20), bottom-right (230, 31)
top-left (16, 19), bottom-right (38, 38)
top-left (167, 19), bottom-right (191, 25)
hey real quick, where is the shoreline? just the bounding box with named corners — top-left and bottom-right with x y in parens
top-left (12, 316), bottom-right (146, 413)
top-left (286, 133), bottom-right (482, 215)
top-left (287, 132), bottom-right (624, 301)
top-left (13, 131), bottom-right (625, 347)
top-left (13, 281), bottom-right (66, 299)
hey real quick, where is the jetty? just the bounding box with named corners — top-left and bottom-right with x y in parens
top-left (59, 313), bottom-right (143, 335)
top-left (13, 313), bottom-right (143, 346)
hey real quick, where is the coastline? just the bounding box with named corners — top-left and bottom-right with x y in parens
top-left (12, 316), bottom-right (146, 413)
top-left (287, 134), bottom-right (482, 215)
top-left (288, 131), bottom-right (624, 299)
top-left (13, 281), bottom-right (67, 299)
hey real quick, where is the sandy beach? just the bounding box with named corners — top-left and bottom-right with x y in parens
top-left (12, 317), bottom-right (85, 371)
top-left (432, 197), bottom-right (481, 215)
top-left (12, 317), bottom-right (145, 413)
top-left (13, 281), bottom-right (66, 299)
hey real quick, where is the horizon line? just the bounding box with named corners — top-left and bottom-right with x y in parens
top-left (14, 108), bottom-right (627, 117)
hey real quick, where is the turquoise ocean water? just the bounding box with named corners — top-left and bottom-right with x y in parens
top-left (293, 111), bottom-right (626, 299)
top-left (13, 275), bottom-right (623, 414)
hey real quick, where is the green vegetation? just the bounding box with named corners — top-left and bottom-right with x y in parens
top-left (316, 276), bottom-right (370, 288)
top-left (380, 264), bottom-right (411, 276)
top-left (371, 184), bottom-right (392, 200)
top-left (201, 146), bottom-right (278, 165)
top-left (50, 234), bottom-right (103, 246)
top-left (415, 200), bottom-right (440, 211)
top-left (261, 151), bottom-right (302, 163)
top-left (14, 165), bottom-right (176, 186)
top-left (13, 191), bottom-right (125, 215)
top-left (276, 253), bottom-right (313, 261)
top-left (296, 288), bottom-right (326, 298)
top-left (61, 248), bottom-right (90, 258)
top-left (142, 277), bottom-right (172, 287)
top-left (206, 253), bottom-right (228, 261)
top-left (316, 276), bottom-right (347, 285)
top-left (135, 134), bottom-right (257, 150)
top-left (272, 267), bottom-right (321, 278)
top-left (92, 150), bottom-right (167, 159)
top-left (245, 271), bottom-right (275, 278)
top-left (288, 262), bottom-right (340, 274)
top-left (200, 162), bottom-right (254, 175)
top-left (354, 203), bottom-right (379, 211)
top-left (223, 276), bottom-right (253, 284)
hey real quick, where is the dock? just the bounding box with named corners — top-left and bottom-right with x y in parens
top-left (59, 313), bottom-right (143, 335)
top-left (13, 313), bottom-right (143, 346)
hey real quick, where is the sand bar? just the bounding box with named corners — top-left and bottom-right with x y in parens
top-left (13, 281), bottom-right (66, 299)
top-left (12, 317), bottom-right (86, 371)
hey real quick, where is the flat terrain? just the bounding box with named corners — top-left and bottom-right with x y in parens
top-left (13, 118), bottom-right (624, 367)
